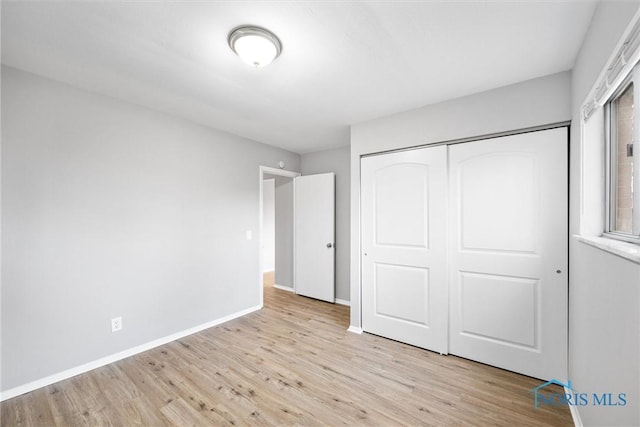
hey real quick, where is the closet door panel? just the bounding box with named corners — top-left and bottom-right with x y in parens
top-left (361, 146), bottom-right (448, 353)
top-left (359, 127), bottom-right (568, 382)
top-left (448, 128), bottom-right (568, 381)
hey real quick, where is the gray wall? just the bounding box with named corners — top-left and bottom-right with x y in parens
top-left (569, 2), bottom-right (640, 425)
top-left (349, 71), bottom-right (571, 329)
top-left (273, 176), bottom-right (294, 289)
top-left (261, 179), bottom-right (275, 272)
top-left (301, 146), bottom-right (350, 302)
top-left (1, 66), bottom-right (301, 392)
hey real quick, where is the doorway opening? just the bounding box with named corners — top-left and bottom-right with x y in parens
top-left (259, 166), bottom-right (299, 307)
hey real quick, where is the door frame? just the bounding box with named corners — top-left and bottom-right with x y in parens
top-left (259, 166), bottom-right (300, 308)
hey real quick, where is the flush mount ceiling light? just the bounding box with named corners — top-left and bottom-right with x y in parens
top-left (228, 25), bottom-right (282, 68)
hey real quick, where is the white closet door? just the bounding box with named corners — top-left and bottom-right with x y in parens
top-left (448, 128), bottom-right (568, 381)
top-left (361, 146), bottom-right (448, 353)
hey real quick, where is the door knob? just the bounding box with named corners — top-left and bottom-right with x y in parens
top-left (327, 243), bottom-right (333, 248)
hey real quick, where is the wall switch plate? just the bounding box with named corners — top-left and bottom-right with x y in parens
top-left (246, 230), bottom-right (253, 240)
top-left (111, 317), bottom-right (122, 332)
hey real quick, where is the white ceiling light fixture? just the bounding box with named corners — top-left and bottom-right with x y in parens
top-left (228, 25), bottom-right (282, 68)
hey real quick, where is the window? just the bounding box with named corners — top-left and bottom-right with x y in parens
top-left (606, 68), bottom-right (639, 242)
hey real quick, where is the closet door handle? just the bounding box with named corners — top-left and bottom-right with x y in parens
top-left (327, 243), bottom-right (333, 248)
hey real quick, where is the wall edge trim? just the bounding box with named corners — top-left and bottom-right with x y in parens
top-left (566, 386), bottom-right (583, 426)
top-left (273, 284), bottom-right (294, 293)
top-left (347, 325), bottom-right (363, 334)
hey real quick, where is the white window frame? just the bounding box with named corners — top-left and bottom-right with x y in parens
top-left (604, 65), bottom-right (640, 244)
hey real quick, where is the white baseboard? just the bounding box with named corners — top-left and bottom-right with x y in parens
top-left (0, 304), bottom-right (261, 402)
top-left (566, 386), bottom-right (583, 427)
top-left (271, 287), bottom-right (348, 307)
top-left (263, 268), bottom-right (275, 273)
top-left (348, 325), bottom-right (363, 334)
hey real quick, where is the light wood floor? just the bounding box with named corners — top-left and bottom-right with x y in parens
top-left (1, 272), bottom-right (572, 426)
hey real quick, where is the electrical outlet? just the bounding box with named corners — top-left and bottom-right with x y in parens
top-left (111, 316), bottom-right (122, 332)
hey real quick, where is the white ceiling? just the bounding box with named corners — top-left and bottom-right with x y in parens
top-left (1, 1), bottom-right (597, 154)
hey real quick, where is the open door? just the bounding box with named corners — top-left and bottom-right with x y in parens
top-left (294, 173), bottom-right (335, 303)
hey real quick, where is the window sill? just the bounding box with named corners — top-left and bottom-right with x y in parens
top-left (575, 235), bottom-right (640, 265)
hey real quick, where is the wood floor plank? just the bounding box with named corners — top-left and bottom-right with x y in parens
top-left (0, 275), bottom-right (573, 426)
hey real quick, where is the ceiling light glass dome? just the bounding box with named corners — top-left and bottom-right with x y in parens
top-left (228, 26), bottom-right (282, 68)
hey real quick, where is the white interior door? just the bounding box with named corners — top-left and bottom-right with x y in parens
top-left (361, 146), bottom-right (448, 353)
top-left (448, 128), bottom-right (568, 381)
top-left (294, 173), bottom-right (335, 303)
